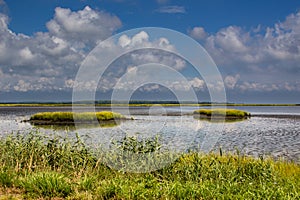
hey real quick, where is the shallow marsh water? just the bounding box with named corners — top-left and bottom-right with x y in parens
top-left (0, 106), bottom-right (299, 162)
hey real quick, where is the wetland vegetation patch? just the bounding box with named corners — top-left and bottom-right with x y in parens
top-left (193, 108), bottom-right (251, 121)
top-left (27, 111), bottom-right (128, 125)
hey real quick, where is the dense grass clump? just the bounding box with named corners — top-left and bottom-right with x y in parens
top-left (0, 131), bottom-right (299, 199)
top-left (194, 108), bottom-right (251, 118)
top-left (29, 111), bottom-right (126, 123)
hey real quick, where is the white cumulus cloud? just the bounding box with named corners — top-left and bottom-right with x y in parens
top-left (190, 11), bottom-right (300, 92)
top-left (0, 6), bottom-right (122, 93)
top-left (47, 6), bottom-right (121, 46)
top-left (224, 74), bottom-right (240, 89)
top-left (189, 27), bottom-right (207, 40)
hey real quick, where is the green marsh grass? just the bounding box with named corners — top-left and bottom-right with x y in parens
top-left (19, 172), bottom-right (72, 198)
top-left (0, 131), bottom-right (299, 199)
top-left (194, 108), bottom-right (251, 118)
top-left (29, 111), bottom-right (126, 123)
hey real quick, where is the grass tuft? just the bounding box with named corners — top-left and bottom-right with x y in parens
top-left (19, 172), bottom-right (72, 198)
top-left (0, 171), bottom-right (15, 188)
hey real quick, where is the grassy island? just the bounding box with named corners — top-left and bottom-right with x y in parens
top-left (193, 108), bottom-right (251, 119)
top-left (28, 111), bottom-right (127, 125)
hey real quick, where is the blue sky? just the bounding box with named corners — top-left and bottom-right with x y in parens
top-left (5, 0), bottom-right (299, 35)
top-left (0, 0), bottom-right (300, 103)
top-left (6, 0), bottom-right (300, 35)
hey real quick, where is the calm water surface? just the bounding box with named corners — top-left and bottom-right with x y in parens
top-left (0, 106), bottom-right (299, 162)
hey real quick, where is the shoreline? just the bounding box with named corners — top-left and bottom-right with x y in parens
top-left (251, 114), bottom-right (300, 119)
top-left (0, 103), bottom-right (299, 107)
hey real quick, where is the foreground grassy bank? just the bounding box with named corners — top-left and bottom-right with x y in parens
top-left (0, 132), bottom-right (299, 199)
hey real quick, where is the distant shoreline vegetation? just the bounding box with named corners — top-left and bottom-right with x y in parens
top-left (0, 101), bottom-right (299, 107)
